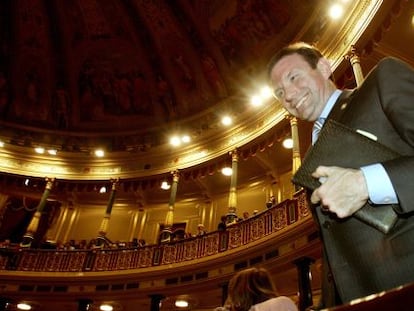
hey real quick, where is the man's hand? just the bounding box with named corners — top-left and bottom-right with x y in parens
top-left (310, 166), bottom-right (369, 218)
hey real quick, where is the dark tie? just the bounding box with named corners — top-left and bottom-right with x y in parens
top-left (312, 117), bottom-right (325, 144)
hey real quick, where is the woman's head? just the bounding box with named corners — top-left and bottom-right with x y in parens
top-left (227, 267), bottom-right (278, 311)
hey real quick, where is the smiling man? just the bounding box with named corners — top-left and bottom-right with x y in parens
top-left (267, 42), bottom-right (414, 308)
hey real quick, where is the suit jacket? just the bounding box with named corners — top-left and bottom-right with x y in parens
top-left (314, 57), bottom-right (414, 306)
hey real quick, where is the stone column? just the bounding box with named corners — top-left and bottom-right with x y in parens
top-left (96, 178), bottom-right (119, 247)
top-left (137, 208), bottom-right (148, 241)
top-left (290, 116), bottom-right (302, 195)
top-left (21, 177), bottom-right (55, 247)
top-left (0, 297), bottom-right (10, 310)
top-left (161, 170), bottom-right (179, 243)
top-left (226, 149), bottom-right (238, 224)
top-left (78, 299), bottom-right (93, 311)
top-left (290, 117), bottom-right (301, 175)
top-left (294, 256), bottom-right (315, 311)
top-left (345, 45), bottom-right (364, 87)
top-left (220, 282), bottom-right (229, 306)
top-left (149, 294), bottom-right (165, 311)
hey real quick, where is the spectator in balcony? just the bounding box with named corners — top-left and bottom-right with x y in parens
top-left (131, 238), bottom-right (139, 248)
top-left (197, 224), bottom-right (207, 236)
top-left (224, 267), bottom-right (297, 311)
top-left (78, 239), bottom-right (88, 249)
top-left (242, 211), bottom-right (250, 220)
top-left (218, 215), bottom-right (227, 231)
top-left (266, 195), bottom-right (276, 208)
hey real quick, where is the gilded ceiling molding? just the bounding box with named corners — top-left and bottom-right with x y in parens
top-left (0, 101), bottom-right (287, 180)
top-left (321, 0), bottom-right (400, 70)
top-left (0, 0), bottom-right (396, 181)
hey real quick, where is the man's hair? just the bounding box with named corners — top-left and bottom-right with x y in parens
top-left (267, 42), bottom-right (324, 81)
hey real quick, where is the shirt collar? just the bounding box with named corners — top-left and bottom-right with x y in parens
top-left (319, 89), bottom-right (342, 119)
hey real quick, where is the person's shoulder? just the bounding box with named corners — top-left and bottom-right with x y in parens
top-left (360, 56), bottom-right (413, 88)
top-left (370, 56), bottom-right (414, 78)
top-left (249, 296), bottom-right (298, 311)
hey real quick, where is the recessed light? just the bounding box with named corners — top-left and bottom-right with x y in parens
top-left (100, 304), bottom-right (113, 311)
top-left (221, 167), bottom-right (232, 176)
top-left (161, 181), bottom-right (171, 190)
top-left (170, 136), bottom-right (181, 146)
top-left (175, 300), bottom-right (189, 308)
top-left (34, 147), bottom-right (45, 154)
top-left (17, 303), bottom-right (31, 311)
top-left (95, 149), bottom-right (105, 157)
top-left (282, 138), bottom-right (293, 149)
top-left (221, 116), bottom-right (232, 126)
top-left (181, 135), bottom-right (191, 143)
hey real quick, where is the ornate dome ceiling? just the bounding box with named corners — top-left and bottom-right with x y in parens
top-left (0, 1), bottom-right (413, 310)
top-left (0, 0), bottom-right (411, 203)
top-left (0, 0), bottom-right (305, 149)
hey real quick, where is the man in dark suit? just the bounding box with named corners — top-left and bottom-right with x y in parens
top-left (267, 42), bottom-right (414, 308)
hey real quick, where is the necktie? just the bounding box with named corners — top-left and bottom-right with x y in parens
top-left (312, 117), bottom-right (325, 144)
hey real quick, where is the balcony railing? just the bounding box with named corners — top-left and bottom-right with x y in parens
top-left (0, 191), bottom-right (310, 272)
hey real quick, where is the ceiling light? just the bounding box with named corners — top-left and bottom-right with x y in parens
top-left (100, 304), bottom-right (113, 311)
top-left (250, 95), bottom-right (263, 107)
top-left (161, 181), bottom-right (171, 190)
top-left (24, 179), bottom-right (30, 186)
top-left (34, 147), bottom-right (45, 154)
top-left (181, 135), bottom-right (191, 143)
top-left (47, 149), bottom-right (57, 155)
top-left (170, 136), bottom-right (181, 146)
top-left (99, 186), bottom-right (107, 193)
top-left (328, 4), bottom-right (343, 19)
top-left (0, 140), bottom-right (4, 147)
top-left (175, 300), bottom-right (189, 308)
top-left (170, 134), bottom-right (191, 146)
top-left (260, 86), bottom-right (273, 99)
top-left (221, 167), bottom-right (232, 176)
top-left (17, 303), bottom-right (32, 310)
top-left (282, 138), bottom-right (293, 149)
top-left (221, 116), bottom-right (232, 126)
top-left (95, 149), bottom-right (105, 157)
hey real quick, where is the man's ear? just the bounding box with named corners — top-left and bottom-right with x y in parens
top-left (317, 58), bottom-right (333, 79)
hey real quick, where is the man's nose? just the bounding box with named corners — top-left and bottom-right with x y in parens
top-left (284, 85), bottom-right (297, 102)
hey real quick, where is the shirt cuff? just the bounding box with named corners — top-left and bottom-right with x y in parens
top-left (360, 164), bottom-right (398, 204)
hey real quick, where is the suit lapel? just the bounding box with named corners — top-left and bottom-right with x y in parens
top-left (326, 89), bottom-right (355, 122)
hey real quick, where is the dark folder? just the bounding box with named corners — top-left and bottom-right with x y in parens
top-left (292, 119), bottom-right (399, 234)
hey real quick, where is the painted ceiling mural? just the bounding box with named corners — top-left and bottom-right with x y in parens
top-left (0, 1), bottom-right (313, 149)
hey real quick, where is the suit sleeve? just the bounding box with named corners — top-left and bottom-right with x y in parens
top-left (375, 57), bottom-right (414, 214)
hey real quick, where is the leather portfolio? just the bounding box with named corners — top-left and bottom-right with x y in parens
top-left (292, 119), bottom-right (399, 234)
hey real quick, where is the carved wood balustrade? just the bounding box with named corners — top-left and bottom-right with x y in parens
top-left (0, 190), bottom-right (310, 272)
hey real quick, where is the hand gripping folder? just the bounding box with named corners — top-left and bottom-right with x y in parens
top-left (292, 119), bottom-right (399, 234)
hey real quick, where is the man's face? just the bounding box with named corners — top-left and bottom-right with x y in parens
top-left (269, 53), bottom-right (331, 122)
